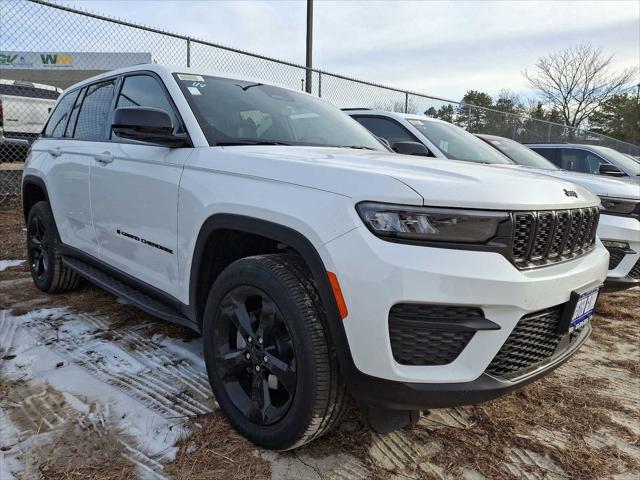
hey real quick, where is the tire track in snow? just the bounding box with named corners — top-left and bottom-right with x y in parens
top-left (21, 310), bottom-right (214, 418)
top-left (79, 312), bottom-right (211, 397)
top-left (3, 383), bottom-right (75, 440)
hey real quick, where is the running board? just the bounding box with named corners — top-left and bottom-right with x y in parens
top-left (62, 256), bottom-right (193, 327)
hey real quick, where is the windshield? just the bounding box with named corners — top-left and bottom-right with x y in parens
top-left (173, 73), bottom-right (385, 150)
top-left (482, 136), bottom-right (559, 170)
top-left (591, 146), bottom-right (640, 175)
top-left (405, 118), bottom-right (513, 164)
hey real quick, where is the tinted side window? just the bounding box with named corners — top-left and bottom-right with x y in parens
top-left (43, 90), bottom-right (80, 138)
top-left (353, 116), bottom-right (417, 145)
top-left (531, 147), bottom-right (559, 165)
top-left (115, 75), bottom-right (177, 136)
top-left (74, 80), bottom-right (116, 141)
top-left (560, 149), bottom-right (607, 174)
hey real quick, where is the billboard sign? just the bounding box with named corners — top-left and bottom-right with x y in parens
top-left (0, 51), bottom-right (152, 70)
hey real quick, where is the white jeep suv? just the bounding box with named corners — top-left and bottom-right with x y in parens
top-left (23, 65), bottom-right (607, 450)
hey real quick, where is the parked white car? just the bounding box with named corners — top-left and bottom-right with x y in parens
top-left (23, 65), bottom-right (607, 449)
top-left (0, 79), bottom-right (61, 161)
top-left (477, 134), bottom-right (640, 291)
top-left (347, 110), bottom-right (638, 291)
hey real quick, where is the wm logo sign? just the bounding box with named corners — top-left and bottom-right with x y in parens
top-left (40, 53), bottom-right (73, 65)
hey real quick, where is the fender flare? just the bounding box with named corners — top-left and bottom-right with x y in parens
top-left (21, 174), bottom-right (51, 221)
top-left (188, 213), bottom-right (355, 373)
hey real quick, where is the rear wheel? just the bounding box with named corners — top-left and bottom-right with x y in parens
top-left (203, 254), bottom-right (348, 450)
top-left (26, 201), bottom-right (80, 293)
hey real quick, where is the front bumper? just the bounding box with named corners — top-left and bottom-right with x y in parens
top-left (320, 226), bottom-right (608, 389)
top-left (598, 213), bottom-right (640, 290)
top-left (346, 324), bottom-right (591, 410)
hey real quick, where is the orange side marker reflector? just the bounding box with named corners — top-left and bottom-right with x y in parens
top-left (327, 271), bottom-right (348, 320)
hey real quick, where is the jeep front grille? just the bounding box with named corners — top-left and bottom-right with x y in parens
top-left (512, 207), bottom-right (599, 269)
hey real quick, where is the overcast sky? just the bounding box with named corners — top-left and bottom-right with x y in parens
top-left (63, 0), bottom-right (639, 102)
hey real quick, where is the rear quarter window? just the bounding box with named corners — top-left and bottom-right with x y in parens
top-left (43, 89), bottom-right (80, 138)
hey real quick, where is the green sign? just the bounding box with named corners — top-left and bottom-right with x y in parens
top-left (0, 53), bottom-right (18, 65)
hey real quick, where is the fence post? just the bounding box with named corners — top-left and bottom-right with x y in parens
top-left (547, 123), bottom-right (552, 142)
top-left (318, 71), bottom-right (322, 98)
top-left (404, 92), bottom-right (409, 113)
top-left (186, 38), bottom-right (191, 67)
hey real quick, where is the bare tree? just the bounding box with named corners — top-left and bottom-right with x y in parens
top-left (523, 43), bottom-right (636, 129)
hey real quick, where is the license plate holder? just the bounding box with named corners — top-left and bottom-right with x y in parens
top-left (558, 282), bottom-right (602, 334)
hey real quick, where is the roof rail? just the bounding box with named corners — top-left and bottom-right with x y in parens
top-left (340, 108), bottom-right (371, 111)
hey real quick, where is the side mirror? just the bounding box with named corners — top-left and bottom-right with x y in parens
top-left (392, 141), bottom-right (430, 156)
top-left (599, 164), bottom-right (624, 177)
top-left (112, 107), bottom-right (188, 147)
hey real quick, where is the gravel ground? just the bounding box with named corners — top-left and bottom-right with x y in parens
top-left (1, 205), bottom-right (638, 480)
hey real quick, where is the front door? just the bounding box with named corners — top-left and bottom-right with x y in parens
top-left (88, 73), bottom-right (191, 297)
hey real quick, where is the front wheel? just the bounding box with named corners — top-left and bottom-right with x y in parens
top-left (202, 254), bottom-right (348, 450)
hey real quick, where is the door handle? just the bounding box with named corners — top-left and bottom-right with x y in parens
top-left (48, 147), bottom-right (62, 157)
top-left (94, 151), bottom-right (114, 164)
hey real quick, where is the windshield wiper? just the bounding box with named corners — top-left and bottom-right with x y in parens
top-left (216, 141), bottom-right (292, 146)
top-left (335, 145), bottom-right (376, 151)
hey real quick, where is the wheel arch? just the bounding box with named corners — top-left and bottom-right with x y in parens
top-left (188, 213), bottom-right (354, 371)
top-left (22, 175), bottom-right (51, 223)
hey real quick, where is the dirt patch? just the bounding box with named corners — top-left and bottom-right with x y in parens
top-left (407, 396), bottom-right (638, 479)
top-left (1, 379), bottom-right (137, 480)
top-left (37, 417), bottom-right (137, 480)
top-left (165, 410), bottom-right (271, 480)
top-left (0, 206), bottom-right (26, 261)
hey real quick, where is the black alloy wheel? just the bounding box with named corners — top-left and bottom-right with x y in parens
top-left (214, 286), bottom-right (297, 426)
top-left (28, 215), bottom-right (49, 283)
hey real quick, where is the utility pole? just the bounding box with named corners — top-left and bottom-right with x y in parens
top-left (305, 0), bottom-right (313, 94)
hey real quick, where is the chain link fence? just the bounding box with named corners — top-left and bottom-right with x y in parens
top-left (1, 0), bottom-right (638, 202)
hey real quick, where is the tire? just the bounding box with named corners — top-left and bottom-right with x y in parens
top-left (26, 201), bottom-right (80, 293)
top-left (202, 254), bottom-right (349, 450)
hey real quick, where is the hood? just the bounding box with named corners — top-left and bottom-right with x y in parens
top-left (217, 146), bottom-right (600, 210)
top-left (496, 165), bottom-right (640, 199)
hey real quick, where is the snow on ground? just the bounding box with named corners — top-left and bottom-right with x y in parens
top-left (0, 260), bottom-right (24, 272)
top-left (0, 307), bottom-right (212, 479)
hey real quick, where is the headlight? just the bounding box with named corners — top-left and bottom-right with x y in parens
top-left (598, 196), bottom-right (639, 218)
top-left (356, 202), bottom-right (509, 243)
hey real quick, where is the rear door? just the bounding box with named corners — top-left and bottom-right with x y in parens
top-left (89, 72), bottom-right (191, 297)
top-left (36, 87), bottom-right (101, 257)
